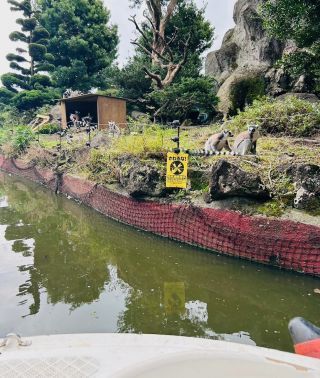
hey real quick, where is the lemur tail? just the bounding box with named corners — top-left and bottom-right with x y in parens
top-left (181, 149), bottom-right (232, 157)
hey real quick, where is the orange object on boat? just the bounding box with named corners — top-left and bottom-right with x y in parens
top-left (294, 338), bottom-right (320, 359)
top-left (289, 317), bottom-right (320, 359)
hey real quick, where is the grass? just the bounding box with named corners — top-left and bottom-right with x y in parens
top-left (1, 96), bottom-right (320, 218)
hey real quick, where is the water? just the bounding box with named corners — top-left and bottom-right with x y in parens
top-left (0, 172), bottom-right (319, 353)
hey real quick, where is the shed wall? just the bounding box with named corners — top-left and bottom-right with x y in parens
top-left (61, 102), bottom-right (67, 129)
top-left (98, 97), bottom-right (127, 130)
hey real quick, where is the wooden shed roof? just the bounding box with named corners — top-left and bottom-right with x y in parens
top-left (60, 94), bottom-right (127, 102)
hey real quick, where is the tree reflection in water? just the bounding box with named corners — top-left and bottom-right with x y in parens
top-left (1, 173), bottom-right (319, 353)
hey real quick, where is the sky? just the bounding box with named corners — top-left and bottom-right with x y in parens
top-left (0, 0), bottom-right (236, 77)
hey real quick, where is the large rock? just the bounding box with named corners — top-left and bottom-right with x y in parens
top-left (118, 156), bottom-right (164, 198)
top-left (205, 0), bottom-right (288, 114)
top-left (277, 163), bottom-right (320, 210)
top-left (205, 0), bottom-right (284, 84)
top-left (294, 164), bottom-right (320, 195)
top-left (293, 164), bottom-right (320, 210)
top-left (206, 160), bottom-right (270, 201)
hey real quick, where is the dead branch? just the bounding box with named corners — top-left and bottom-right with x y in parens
top-left (130, 0), bottom-right (191, 89)
top-left (143, 67), bottom-right (163, 89)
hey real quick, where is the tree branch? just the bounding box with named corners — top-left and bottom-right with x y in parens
top-left (143, 67), bottom-right (163, 89)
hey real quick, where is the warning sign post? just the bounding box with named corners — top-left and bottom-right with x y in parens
top-left (166, 152), bottom-right (189, 188)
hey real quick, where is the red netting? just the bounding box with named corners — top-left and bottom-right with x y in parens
top-left (1, 155), bottom-right (320, 276)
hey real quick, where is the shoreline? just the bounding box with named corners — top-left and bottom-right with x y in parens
top-left (1, 154), bottom-right (319, 277)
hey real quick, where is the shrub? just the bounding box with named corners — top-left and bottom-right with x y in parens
top-left (0, 126), bottom-right (34, 156)
top-left (11, 126), bottom-right (34, 152)
top-left (38, 123), bottom-right (59, 134)
top-left (228, 96), bottom-right (320, 137)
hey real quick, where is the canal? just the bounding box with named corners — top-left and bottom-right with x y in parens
top-left (0, 172), bottom-right (319, 353)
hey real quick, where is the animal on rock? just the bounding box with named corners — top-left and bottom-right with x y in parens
top-left (232, 125), bottom-right (260, 156)
top-left (204, 130), bottom-right (234, 155)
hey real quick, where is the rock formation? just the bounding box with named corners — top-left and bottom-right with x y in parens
top-left (206, 160), bottom-right (270, 201)
top-left (118, 156), bottom-right (165, 198)
top-left (205, 0), bottom-right (302, 115)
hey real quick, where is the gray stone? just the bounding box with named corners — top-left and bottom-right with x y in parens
top-left (294, 188), bottom-right (318, 210)
top-left (90, 132), bottom-right (112, 149)
top-left (205, 0), bottom-right (284, 85)
top-left (294, 164), bottom-right (320, 196)
top-left (118, 157), bottom-right (164, 198)
top-left (205, 0), bottom-right (296, 114)
top-left (207, 159), bottom-right (270, 201)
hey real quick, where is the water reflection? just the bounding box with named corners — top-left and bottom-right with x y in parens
top-left (0, 173), bottom-right (319, 352)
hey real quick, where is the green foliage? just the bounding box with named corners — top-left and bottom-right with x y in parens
top-left (110, 125), bottom-right (174, 157)
top-left (12, 125), bottom-right (34, 152)
top-left (114, 56), bottom-right (152, 104)
top-left (0, 125), bottom-right (34, 155)
top-left (229, 76), bottom-right (266, 115)
top-left (38, 0), bottom-right (119, 92)
top-left (0, 106), bottom-right (34, 128)
top-left (29, 43), bottom-right (47, 60)
top-left (228, 96), bottom-right (320, 137)
top-left (38, 123), bottom-right (59, 135)
top-left (117, 1), bottom-right (215, 119)
top-left (12, 89), bottom-right (59, 111)
top-left (255, 200), bottom-right (286, 218)
top-left (2, 0), bottom-right (52, 94)
top-left (0, 87), bottom-right (15, 106)
top-left (148, 76), bottom-right (218, 121)
top-left (260, 0), bottom-right (320, 92)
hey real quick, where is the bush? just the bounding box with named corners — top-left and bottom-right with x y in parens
top-left (228, 96), bottom-right (320, 137)
top-left (0, 107), bottom-right (34, 128)
top-left (0, 126), bottom-right (34, 156)
top-left (38, 123), bottom-right (59, 134)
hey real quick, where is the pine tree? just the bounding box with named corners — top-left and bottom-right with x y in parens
top-left (1, 0), bottom-right (54, 93)
top-left (38, 0), bottom-right (119, 92)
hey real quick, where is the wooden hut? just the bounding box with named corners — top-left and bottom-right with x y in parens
top-left (60, 94), bottom-right (127, 130)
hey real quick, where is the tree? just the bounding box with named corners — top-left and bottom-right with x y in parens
top-left (260, 0), bottom-right (320, 92)
top-left (148, 76), bottom-right (218, 121)
top-left (129, 0), bottom-right (213, 89)
top-left (38, 0), bottom-right (119, 92)
top-left (1, 0), bottom-right (53, 93)
top-left (117, 0), bottom-right (215, 120)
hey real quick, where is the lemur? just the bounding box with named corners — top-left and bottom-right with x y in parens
top-left (70, 111), bottom-right (80, 128)
top-left (232, 125), bottom-right (260, 156)
top-left (204, 130), bottom-right (234, 154)
top-left (188, 130), bottom-right (233, 156)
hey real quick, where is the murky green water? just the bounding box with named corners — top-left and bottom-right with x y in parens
top-left (0, 172), bottom-right (319, 353)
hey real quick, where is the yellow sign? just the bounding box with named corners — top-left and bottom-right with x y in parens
top-left (166, 152), bottom-right (188, 188)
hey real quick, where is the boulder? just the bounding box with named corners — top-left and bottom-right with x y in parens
top-left (205, 0), bottom-right (284, 85)
top-left (294, 188), bottom-right (319, 210)
top-left (90, 132), bottom-right (112, 149)
top-left (276, 93), bottom-right (320, 104)
top-left (118, 156), bottom-right (164, 198)
top-left (206, 160), bottom-right (270, 201)
top-left (277, 163), bottom-right (320, 211)
top-left (294, 164), bottom-right (320, 195)
top-left (216, 67), bottom-right (267, 115)
top-left (205, 0), bottom-right (310, 114)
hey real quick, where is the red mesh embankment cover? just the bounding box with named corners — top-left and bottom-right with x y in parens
top-left (1, 156), bottom-right (320, 276)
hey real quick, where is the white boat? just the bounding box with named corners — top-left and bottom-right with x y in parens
top-left (1, 333), bottom-right (320, 377)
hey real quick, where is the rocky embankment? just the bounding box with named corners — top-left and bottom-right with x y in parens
top-left (205, 0), bottom-right (317, 115)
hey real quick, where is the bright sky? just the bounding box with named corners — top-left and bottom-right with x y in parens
top-left (0, 0), bottom-right (236, 77)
